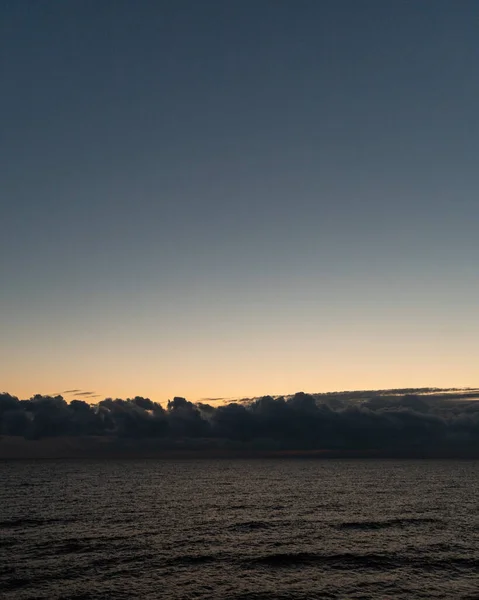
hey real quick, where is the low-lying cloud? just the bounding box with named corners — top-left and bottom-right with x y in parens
top-left (1, 389), bottom-right (479, 455)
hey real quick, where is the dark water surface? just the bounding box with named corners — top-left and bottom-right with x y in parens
top-left (1, 459), bottom-right (478, 599)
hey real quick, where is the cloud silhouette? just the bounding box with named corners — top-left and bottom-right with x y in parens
top-left (1, 389), bottom-right (479, 456)
top-left (57, 389), bottom-right (99, 398)
top-left (199, 397), bottom-right (238, 403)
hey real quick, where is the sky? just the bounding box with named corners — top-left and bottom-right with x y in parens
top-left (1, 0), bottom-right (478, 403)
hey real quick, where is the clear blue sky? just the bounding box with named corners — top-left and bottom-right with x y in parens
top-left (1, 1), bottom-right (478, 402)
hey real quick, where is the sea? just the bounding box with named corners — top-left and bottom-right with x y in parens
top-left (1, 459), bottom-right (478, 599)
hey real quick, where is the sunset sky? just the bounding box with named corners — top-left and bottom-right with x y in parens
top-left (2, 1), bottom-right (478, 403)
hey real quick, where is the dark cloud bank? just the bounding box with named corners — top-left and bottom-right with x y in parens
top-left (1, 389), bottom-right (479, 458)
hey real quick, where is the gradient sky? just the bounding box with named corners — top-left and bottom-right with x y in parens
top-left (1, 1), bottom-right (478, 403)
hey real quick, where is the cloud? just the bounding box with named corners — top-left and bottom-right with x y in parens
top-left (1, 390), bottom-right (479, 456)
top-left (199, 397), bottom-right (226, 402)
top-left (57, 389), bottom-right (99, 398)
top-left (199, 397), bottom-right (239, 403)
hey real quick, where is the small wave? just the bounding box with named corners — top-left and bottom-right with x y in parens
top-left (246, 551), bottom-right (395, 569)
top-left (0, 576), bottom-right (34, 592)
top-left (28, 534), bottom-right (141, 559)
top-left (90, 552), bottom-right (156, 568)
top-left (167, 553), bottom-right (221, 565)
top-left (245, 551), bottom-right (479, 571)
top-left (52, 540), bottom-right (85, 554)
top-left (336, 517), bottom-right (441, 530)
top-left (0, 565), bottom-right (87, 592)
top-left (0, 517), bottom-right (71, 530)
top-left (229, 520), bottom-right (275, 532)
top-left (0, 565), bottom-right (16, 577)
top-left (100, 516), bottom-right (137, 524)
top-left (232, 593), bottom-right (336, 600)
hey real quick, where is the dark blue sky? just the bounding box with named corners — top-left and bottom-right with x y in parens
top-left (2, 1), bottom-right (478, 401)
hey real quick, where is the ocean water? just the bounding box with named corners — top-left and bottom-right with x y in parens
top-left (1, 459), bottom-right (478, 600)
